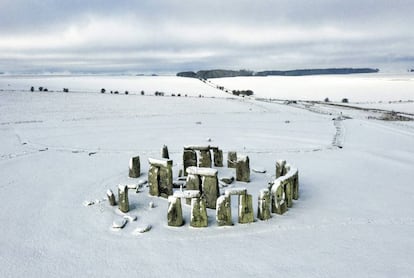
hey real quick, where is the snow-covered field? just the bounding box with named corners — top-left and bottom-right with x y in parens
top-left (1, 75), bottom-right (414, 277)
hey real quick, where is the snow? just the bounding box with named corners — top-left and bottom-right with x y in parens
top-left (148, 157), bottom-right (171, 167)
top-left (225, 187), bottom-right (247, 196)
top-left (186, 166), bottom-right (218, 176)
top-left (173, 190), bottom-right (201, 199)
top-left (1, 74), bottom-right (414, 277)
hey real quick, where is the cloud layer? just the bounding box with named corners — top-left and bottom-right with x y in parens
top-left (1, 0), bottom-right (413, 73)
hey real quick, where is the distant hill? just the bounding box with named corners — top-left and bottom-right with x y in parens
top-left (177, 68), bottom-right (379, 79)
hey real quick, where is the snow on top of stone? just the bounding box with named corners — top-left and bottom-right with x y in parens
top-left (118, 184), bottom-right (128, 192)
top-left (184, 145), bottom-right (211, 151)
top-left (148, 157), bottom-right (172, 167)
top-left (237, 155), bottom-right (249, 162)
top-left (225, 187), bottom-right (247, 196)
top-left (107, 189), bottom-right (114, 196)
top-left (186, 166), bottom-right (218, 176)
top-left (173, 190), bottom-right (201, 198)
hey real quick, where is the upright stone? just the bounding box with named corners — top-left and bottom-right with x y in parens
top-left (183, 150), bottom-right (197, 175)
top-left (201, 175), bottom-right (219, 209)
top-left (212, 148), bottom-right (223, 167)
top-left (239, 194), bottom-right (254, 224)
top-left (118, 184), bottom-right (129, 213)
top-left (284, 179), bottom-right (293, 208)
top-left (198, 150), bottom-right (212, 168)
top-left (190, 197), bottom-right (208, 228)
top-left (185, 174), bottom-right (201, 205)
top-left (257, 189), bottom-right (271, 220)
top-left (107, 189), bottom-right (116, 206)
top-left (148, 165), bottom-right (160, 196)
top-left (167, 196), bottom-right (184, 227)
top-left (236, 155), bottom-right (250, 182)
top-left (129, 156), bottom-right (141, 178)
top-left (216, 195), bottom-right (232, 226)
top-left (158, 160), bottom-right (173, 198)
top-left (293, 170), bottom-right (299, 200)
top-left (161, 145), bottom-right (169, 159)
top-left (227, 151), bottom-right (237, 168)
top-left (276, 160), bottom-right (286, 178)
top-left (271, 183), bottom-right (287, 215)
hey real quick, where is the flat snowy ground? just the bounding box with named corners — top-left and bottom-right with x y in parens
top-left (1, 76), bottom-right (414, 277)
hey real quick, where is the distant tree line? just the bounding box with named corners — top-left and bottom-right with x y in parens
top-left (177, 68), bottom-right (380, 79)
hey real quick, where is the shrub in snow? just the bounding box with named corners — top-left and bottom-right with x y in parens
top-left (38, 87), bottom-right (43, 91)
top-left (140, 90), bottom-right (144, 95)
top-left (342, 98), bottom-right (349, 103)
top-left (101, 88), bottom-right (106, 93)
top-left (30, 86), bottom-right (34, 92)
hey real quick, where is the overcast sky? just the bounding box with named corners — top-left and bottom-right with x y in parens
top-left (0, 0), bottom-right (413, 74)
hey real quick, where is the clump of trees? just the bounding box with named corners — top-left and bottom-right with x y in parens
top-left (232, 90), bottom-right (254, 96)
top-left (342, 98), bottom-right (349, 103)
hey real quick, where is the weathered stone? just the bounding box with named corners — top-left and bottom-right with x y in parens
top-left (276, 159), bottom-right (286, 178)
top-left (129, 156), bottom-right (141, 178)
top-left (190, 197), bottom-right (208, 228)
top-left (271, 182), bottom-right (287, 215)
top-left (159, 165), bottom-right (173, 198)
top-left (220, 176), bottom-right (234, 184)
top-left (118, 185), bottom-right (129, 213)
top-left (183, 149), bottom-right (197, 175)
top-left (257, 189), bottom-right (271, 220)
top-left (198, 150), bottom-right (212, 168)
top-left (107, 189), bottom-right (116, 206)
top-left (216, 195), bottom-right (232, 226)
top-left (227, 151), bottom-right (237, 168)
top-left (167, 196), bottom-right (184, 227)
top-left (236, 155), bottom-right (250, 182)
top-left (213, 149), bottom-right (223, 167)
top-left (293, 170), bottom-right (299, 200)
top-left (283, 179), bottom-right (293, 208)
top-left (148, 165), bottom-right (160, 196)
top-left (161, 145), bottom-right (169, 159)
top-left (185, 174), bottom-right (201, 205)
top-left (239, 194), bottom-right (254, 224)
top-left (201, 175), bottom-right (219, 209)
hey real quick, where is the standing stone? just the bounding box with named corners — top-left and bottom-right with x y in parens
top-left (201, 175), bottom-right (219, 209)
top-left (129, 156), bottom-right (141, 178)
top-left (185, 174), bottom-right (201, 205)
top-left (107, 189), bottom-right (116, 206)
top-left (239, 193), bottom-right (254, 224)
top-left (284, 179), bottom-right (293, 208)
top-left (148, 165), bottom-right (160, 196)
top-left (212, 148), bottom-right (223, 167)
top-left (118, 185), bottom-right (129, 213)
top-left (293, 170), bottom-right (299, 200)
top-left (183, 150), bottom-right (197, 175)
top-left (216, 195), bottom-right (232, 226)
top-left (271, 183), bottom-right (287, 215)
top-left (198, 150), bottom-right (212, 168)
top-left (276, 159), bottom-right (286, 178)
top-left (257, 189), bottom-right (271, 220)
top-left (161, 145), bottom-right (169, 159)
top-left (190, 197), bottom-right (208, 228)
top-left (158, 160), bottom-right (173, 198)
top-left (227, 151), bottom-right (237, 168)
top-left (167, 196), bottom-right (184, 227)
top-left (236, 155), bottom-right (250, 182)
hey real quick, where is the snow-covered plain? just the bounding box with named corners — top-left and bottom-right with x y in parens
top-left (1, 75), bottom-right (414, 277)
